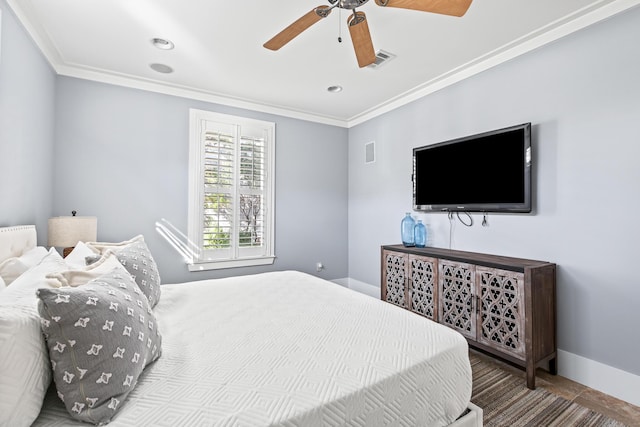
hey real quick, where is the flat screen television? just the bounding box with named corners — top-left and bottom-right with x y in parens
top-left (413, 122), bottom-right (532, 213)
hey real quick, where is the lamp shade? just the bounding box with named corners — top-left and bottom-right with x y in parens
top-left (48, 216), bottom-right (98, 248)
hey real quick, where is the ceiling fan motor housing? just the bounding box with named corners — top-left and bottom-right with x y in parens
top-left (329, 0), bottom-right (370, 9)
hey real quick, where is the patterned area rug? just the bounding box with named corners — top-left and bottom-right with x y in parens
top-left (470, 352), bottom-right (626, 427)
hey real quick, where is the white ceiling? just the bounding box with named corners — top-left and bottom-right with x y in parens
top-left (7, 0), bottom-right (639, 127)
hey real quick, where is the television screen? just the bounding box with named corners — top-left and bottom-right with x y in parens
top-left (413, 123), bottom-right (532, 213)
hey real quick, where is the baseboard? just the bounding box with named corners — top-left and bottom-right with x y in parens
top-left (335, 277), bottom-right (640, 408)
top-left (331, 277), bottom-right (349, 288)
top-left (333, 277), bottom-right (379, 299)
top-left (558, 349), bottom-right (640, 407)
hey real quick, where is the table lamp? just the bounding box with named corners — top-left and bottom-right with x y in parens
top-left (48, 211), bottom-right (98, 257)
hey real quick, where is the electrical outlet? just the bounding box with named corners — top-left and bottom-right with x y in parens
top-left (316, 262), bottom-right (324, 272)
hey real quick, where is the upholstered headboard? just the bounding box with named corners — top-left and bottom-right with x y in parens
top-left (0, 225), bottom-right (38, 263)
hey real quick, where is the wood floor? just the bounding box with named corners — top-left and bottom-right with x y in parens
top-left (470, 349), bottom-right (640, 426)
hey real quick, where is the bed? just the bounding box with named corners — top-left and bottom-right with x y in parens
top-left (0, 225), bottom-right (482, 427)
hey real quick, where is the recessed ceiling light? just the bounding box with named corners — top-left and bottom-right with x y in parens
top-left (151, 38), bottom-right (174, 50)
top-left (327, 85), bottom-right (343, 93)
top-left (150, 63), bottom-right (173, 74)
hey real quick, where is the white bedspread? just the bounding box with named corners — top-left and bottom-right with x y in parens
top-left (34, 271), bottom-right (472, 426)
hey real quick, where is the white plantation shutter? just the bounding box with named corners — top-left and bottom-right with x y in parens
top-left (189, 110), bottom-right (275, 270)
top-left (202, 125), bottom-right (234, 256)
top-left (238, 133), bottom-right (266, 250)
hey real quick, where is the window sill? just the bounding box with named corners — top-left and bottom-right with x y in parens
top-left (187, 256), bottom-right (276, 272)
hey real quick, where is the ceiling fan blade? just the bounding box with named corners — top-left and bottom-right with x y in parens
top-left (264, 6), bottom-right (332, 51)
top-left (347, 12), bottom-right (376, 68)
top-left (374, 0), bottom-right (472, 17)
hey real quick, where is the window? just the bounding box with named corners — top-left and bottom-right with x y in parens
top-left (188, 109), bottom-right (275, 270)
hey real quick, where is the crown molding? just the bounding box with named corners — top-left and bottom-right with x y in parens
top-left (346, 0), bottom-right (640, 127)
top-left (8, 0), bottom-right (640, 129)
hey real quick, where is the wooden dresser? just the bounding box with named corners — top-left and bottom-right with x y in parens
top-left (381, 244), bottom-right (557, 389)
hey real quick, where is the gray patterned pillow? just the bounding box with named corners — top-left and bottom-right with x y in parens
top-left (37, 267), bottom-right (162, 425)
top-left (113, 239), bottom-right (161, 308)
top-left (87, 236), bottom-right (161, 308)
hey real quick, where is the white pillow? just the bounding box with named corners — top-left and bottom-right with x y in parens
top-left (46, 251), bottom-right (124, 288)
top-left (85, 235), bottom-right (144, 255)
top-left (0, 246), bottom-right (48, 286)
top-left (0, 248), bottom-right (67, 427)
top-left (0, 276), bottom-right (5, 291)
top-left (62, 241), bottom-right (97, 269)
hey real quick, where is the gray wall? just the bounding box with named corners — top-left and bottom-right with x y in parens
top-left (53, 77), bottom-right (349, 284)
top-left (348, 6), bottom-right (640, 376)
top-left (0, 0), bottom-right (56, 237)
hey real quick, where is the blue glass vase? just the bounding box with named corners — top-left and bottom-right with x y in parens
top-left (414, 220), bottom-right (427, 248)
top-left (401, 213), bottom-right (415, 247)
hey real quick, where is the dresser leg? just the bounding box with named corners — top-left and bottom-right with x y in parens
top-left (526, 362), bottom-right (536, 389)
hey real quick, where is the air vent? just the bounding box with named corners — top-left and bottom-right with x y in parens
top-left (367, 50), bottom-right (396, 69)
top-left (365, 141), bottom-right (375, 164)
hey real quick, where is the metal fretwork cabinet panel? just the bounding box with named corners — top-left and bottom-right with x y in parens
top-left (438, 260), bottom-right (476, 340)
top-left (408, 255), bottom-right (438, 321)
top-left (382, 249), bottom-right (407, 308)
top-left (476, 266), bottom-right (526, 359)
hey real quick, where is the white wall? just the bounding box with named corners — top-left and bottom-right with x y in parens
top-left (0, 0), bottom-right (56, 235)
top-left (52, 77), bottom-right (349, 284)
top-left (348, 5), bottom-right (640, 387)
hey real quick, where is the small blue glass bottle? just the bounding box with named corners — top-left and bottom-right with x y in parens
top-left (414, 220), bottom-right (427, 248)
top-left (401, 213), bottom-right (416, 247)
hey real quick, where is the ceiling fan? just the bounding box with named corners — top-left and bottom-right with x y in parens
top-left (263, 0), bottom-right (473, 68)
